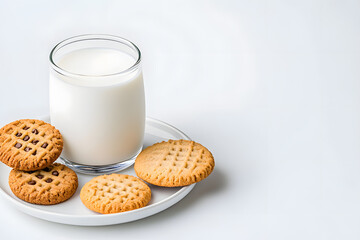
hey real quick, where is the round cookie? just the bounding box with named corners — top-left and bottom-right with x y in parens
top-left (8, 163), bottom-right (78, 205)
top-left (134, 139), bottom-right (215, 187)
top-left (80, 174), bottom-right (151, 214)
top-left (0, 119), bottom-right (63, 171)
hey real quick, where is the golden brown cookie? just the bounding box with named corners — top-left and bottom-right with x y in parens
top-left (80, 174), bottom-right (151, 214)
top-left (0, 119), bottom-right (63, 171)
top-left (8, 163), bottom-right (78, 205)
top-left (134, 139), bottom-right (215, 187)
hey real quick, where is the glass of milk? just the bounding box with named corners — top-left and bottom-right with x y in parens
top-left (49, 35), bottom-right (145, 174)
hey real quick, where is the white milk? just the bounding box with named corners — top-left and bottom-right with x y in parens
top-left (50, 48), bottom-right (145, 166)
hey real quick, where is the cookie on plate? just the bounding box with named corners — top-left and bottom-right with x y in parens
top-left (80, 174), bottom-right (151, 214)
top-left (8, 163), bottom-right (78, 205)
top-left (134, 139), bottom-right (215, 187)
top-left (0, 119), bottom-right (63, 171)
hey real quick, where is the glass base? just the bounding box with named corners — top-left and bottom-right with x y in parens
top-left (59, 147), bottom-right (142, 175)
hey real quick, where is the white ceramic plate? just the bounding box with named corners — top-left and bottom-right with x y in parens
top-left (0, 116), bottom-right (195, 226)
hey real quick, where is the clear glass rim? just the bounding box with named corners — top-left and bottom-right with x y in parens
top-left (49, 34), bottom-right (141, 78)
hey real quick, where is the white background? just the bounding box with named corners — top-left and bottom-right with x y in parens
top-left (0, 0), bottom-right (360, 239)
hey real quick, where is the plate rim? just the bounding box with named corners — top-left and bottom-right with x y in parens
top-left (0, 116), bottom-right (195, 225)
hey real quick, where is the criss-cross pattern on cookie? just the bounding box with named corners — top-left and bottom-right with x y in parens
top-left (80, 174), bottom-right (151, 214)
top-left (18, 164), bottom-right (65, 192)
top-left (134, 139), bottom-right (215, 187)
top-left (9, 163), bottom-right (78, 205)
top-left (0, 119), bottom-right (63, 170)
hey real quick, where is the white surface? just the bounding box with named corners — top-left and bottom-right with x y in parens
top-left (0, 117), bottom-right (195, 226)
top-left (0, 0), bottom-right (359, 239)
